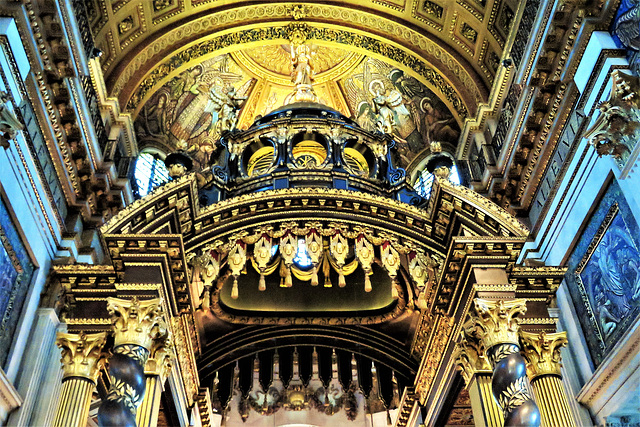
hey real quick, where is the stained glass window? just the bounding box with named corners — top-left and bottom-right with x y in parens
top-left (415, 164), bottom-right (460, 199)
top-left (133, 152), bottom-right (171, 198)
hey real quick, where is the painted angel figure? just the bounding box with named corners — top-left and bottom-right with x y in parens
top-left (205, 84), bottom-right (247, 134)
top-left (615, 0), bottom-right (640, 50)
top-left (371, 81), bottom-right (396, 134)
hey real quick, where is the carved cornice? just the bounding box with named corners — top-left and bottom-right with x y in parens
top-left (107, 297), bottom-right (167, 350)
top-left (464, 298), bottom-right (527, 350)
top-left (520, 330), bottom-right (567, 379)
top-left (56, 331), bottom-right (107, 382)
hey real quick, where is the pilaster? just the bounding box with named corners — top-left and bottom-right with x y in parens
top-left (453, 335), bottom-right (503, 427)
top-left (521, 331), bottom-right (577, 427)
top-left (8, 308), bottom-right (64, 427)
top-left (136, 330), bottom-right (173, 427)
top-left (53, 332), bottom-right (107, 427)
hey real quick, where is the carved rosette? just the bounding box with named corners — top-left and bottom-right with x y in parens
top-left (56, 332), bottom-right (107, 382)
top-left (98, 297), bottom-right (168, 427)
top-left (465, 298), bottom-right (540, 427)
top-left (520, 331), bottom-right (568, 379)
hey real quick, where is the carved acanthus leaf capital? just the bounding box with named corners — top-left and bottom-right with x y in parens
top-left (107, 297), bottom-right (167, 350)
top-left (56, 331), bottom-right (107, 382)
top-left (145, 329), bottom-right (174, 381)
top-left (520, 331), bottom-right (568, 379)
top-left (464, 298), bottom-right (527, 350)
top-left (453, 335), bottom-right (492, 386)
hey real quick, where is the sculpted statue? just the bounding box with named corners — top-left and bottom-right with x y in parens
top-left (584, 70), bottom-right (640, 168)
top-left (291, 43), bottom-right (314, 86)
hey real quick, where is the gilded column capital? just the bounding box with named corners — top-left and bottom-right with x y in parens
top-left (520, 331), bottom-right (568, 379)
top-left (464, 298), bottom-right (527, 350)
top-left (453, 335), bottom-right (492, 386)
top-left (107, 297), bottom-right (167, 350)
top-left (56, 331), bottom-right (107, 382)
top-left (145, 330), bottom-right (174, 382)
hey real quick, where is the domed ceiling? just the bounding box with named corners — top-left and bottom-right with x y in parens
top-left (88, 0), bottom-right (519, 168)
top-left (133, 45), bottom-right (461, 170)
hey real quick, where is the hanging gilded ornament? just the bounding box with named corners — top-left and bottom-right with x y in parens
top-left (228, 241), bottom-right (247, 299)
top-left (280, 232), bottom-right (298, 267)
top-left (306, 229), bottom-right (323, 286)
top-left (356, 235), bottom-right (375, 292)
top-left (253, 234), bottom-right (272, 291)
top-left (408, 251), bottom-right (432, 289)
top-left (330, 231), bottom-right (349, 268)
top-left (381, 241), bottom-right (399, 279)
top-left (202, 249), bottom-right (221, 288)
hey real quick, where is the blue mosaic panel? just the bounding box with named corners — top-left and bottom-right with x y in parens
top-left (0, 196), bottom-right (35, 368)
top-left (566, 179), bottom-right (640, 367)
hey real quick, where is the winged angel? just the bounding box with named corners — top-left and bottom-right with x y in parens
top-left (341, 59), bottom-right (436, 166)
top-left (141, 56), bottom-right (253, 170)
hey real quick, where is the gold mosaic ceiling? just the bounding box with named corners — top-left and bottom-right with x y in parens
top-left (89, 0), bottom-right (520, 123)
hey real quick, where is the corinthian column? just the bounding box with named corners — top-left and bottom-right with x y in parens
top-left (453, 335), bottom-right (503, 427)
top-left (520, 331), bottom-right (576, 427)
top-left (53, 332), bottom-right (107, 427)
top-left (464, 299), bottom-right (540, 427)
top-left (97, 297), bottom-right (167, 427)
top-left (136, 333), bottom-right (173, 427)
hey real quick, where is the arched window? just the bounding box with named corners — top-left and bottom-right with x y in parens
top-left (414, 163), bottom-right (460, 199)
top-left (133, 151), bottom-right (171, 198)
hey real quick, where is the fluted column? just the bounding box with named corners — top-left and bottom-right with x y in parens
top-left (98, 297), bottom-right (167, 427)
top-left (520, 331), bottom-right (576, 427)
top-left (453, 335), bottom-right (503, 427)
top-left (53, 332), bottom-right (107, 427)
top-left (136, 333), bottom-right (173, 427)
top-left (464, 299), bottom-right (540, 427)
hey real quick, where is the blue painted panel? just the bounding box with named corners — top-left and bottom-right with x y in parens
top-left (566, 179), bottom-right (640, 367)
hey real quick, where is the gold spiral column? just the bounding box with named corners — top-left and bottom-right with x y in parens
top-left (453, 335), bottom-right (503, 427)
top-left (136, 334), bottom-right (173, 427)
top-left (53, 332), bottom-right (107, 427)
top-left (520, 331), bottom-right (577, 427)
